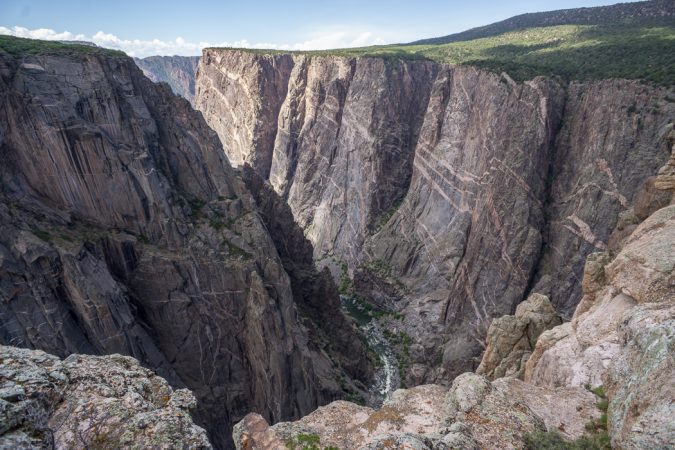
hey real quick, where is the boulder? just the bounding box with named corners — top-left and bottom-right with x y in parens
top-left (476, 293), bottom-right (562, 379)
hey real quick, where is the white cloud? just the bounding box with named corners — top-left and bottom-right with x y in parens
top-left (0, 25), bottom-right (390, 58)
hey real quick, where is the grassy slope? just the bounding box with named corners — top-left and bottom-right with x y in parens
top-left (0, 35), bottom-right (126, 58)
top-left (408, 0), bottom-right (673, 45)
top-left (215, 24), bottom-right (675, 85)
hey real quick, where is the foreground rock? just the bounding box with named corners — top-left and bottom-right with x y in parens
top-left (476, 293), bottom-right (562, 379)
top-left (525, 206), bottom-right (675, 449)
top-left (234, 376), bottom-right (599, 449)
top-left (0, 345), bottom-right (211, 449)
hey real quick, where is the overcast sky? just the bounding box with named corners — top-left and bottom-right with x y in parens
top-left (0, 0), bottom-right (626, 57)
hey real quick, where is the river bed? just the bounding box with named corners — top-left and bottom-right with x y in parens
top-left (341, 296), bottom-right (400, 407)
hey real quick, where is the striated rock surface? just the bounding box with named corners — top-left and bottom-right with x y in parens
top-left (196, 49), bottom-right (674, 382)
top-left (0, 345), bottom-right (211, 449)
top-left (196, 52), bottom-right (439, 263)
top-left (196, 51), bottom-right (295, 176)
top-left (0, 42), bottom-right (370, 449)
top-left (476, 293), bottom-right (561, 379)
top-left (530, 81), bottom-right (674, 314)
top-left (134, 55), bottom-right (200, 105)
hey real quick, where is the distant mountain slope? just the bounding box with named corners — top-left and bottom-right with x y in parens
top-left (409, 0), bottom-right (675, 45)
top-left (134, 55), bottom-right (200, 105)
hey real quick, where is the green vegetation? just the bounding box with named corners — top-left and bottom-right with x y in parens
top-left (0, 35), bottom-right (125, 57)
top-left (585, 385), bottom-right (609, 441)
top-left (360, 259), bottom-right (409, 294)
top-left (209, 219), bottom-right (225, 231)
top-left (362, 259), bottom-right (392, 278)
top-left (524, 385), bottom-right (610, 450)
top-left (345, 391), bottom-right (367, 406)
top-left (383, 329), bottom-right (413, 387)
top-left (32, 229), bottom-right (52, 242)
top-left (188, 198), bottom-right (206, 219)
top-left (371, 197), bottom-right (405, 234)
top-left (338, 262), bottom-right (355, 295)
top-left (285, 433), bottom-right (337, 450)
top-left (219, 24), bottom-right (675, 84)
top-left (220, 239), bottom-right (252, 260)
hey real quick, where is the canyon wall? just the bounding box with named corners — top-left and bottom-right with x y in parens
top-left (0, 47), bottom-right (370, 448)
top-left (196, 50), bottom-right (674, 382)
top-left (135, 55), bottom-right (200, 105)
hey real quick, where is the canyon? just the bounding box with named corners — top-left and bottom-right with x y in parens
top-left (134, 55), bottom-right (200, 106)
top-left (194, 50), bottom-right (673, 384)
top-left (234, 138), bottom-right (675, 449)
top-left (0, 1), bottom-right (673, 448)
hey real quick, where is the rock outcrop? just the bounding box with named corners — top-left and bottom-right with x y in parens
top-left (0, 345), bottom-right (211, 449)
top-left (0, 41), bottom-right (370, 449)
top-left (233, 375), bottom-right (600, 449)
top-left (134, 55), bottom-right (200, 105)
top-left (476, 293), bottom-right (561, 380)
top-left (196, 49), bottom-right (674, 382)
top-left (525, 206), bottom-right (675, 449)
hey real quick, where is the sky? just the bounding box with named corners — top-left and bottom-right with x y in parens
top-left (0, 0), bottom-right (627, 57)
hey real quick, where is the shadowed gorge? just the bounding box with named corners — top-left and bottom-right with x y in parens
top-left (0, 41), bottom-right (370, 449)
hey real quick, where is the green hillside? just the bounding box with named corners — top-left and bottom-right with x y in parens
top-left (221, 23), bottom-right (674, 85)
top-left (409, 0), bottom-right (674, 45)
top-left (0, 35), bottom-right (125, 58)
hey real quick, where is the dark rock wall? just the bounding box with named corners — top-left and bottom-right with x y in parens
top-left (0, 50), bottom-right (369, 449)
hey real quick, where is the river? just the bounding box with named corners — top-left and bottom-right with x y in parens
top-left (341, 296), bottom-right (400, 407)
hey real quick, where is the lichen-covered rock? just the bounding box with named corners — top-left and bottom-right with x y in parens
top-left (233, 374), bottom-right (598, 449)
top-left (233, 386), bottom-right (447, 450)
top-left (527, 206), bottom-right (675, 390)
top-left (654, 138), bottom-right (675, 193)
top-left (443, 373), bottom-right (598, 448)
top-left (476, 293), bottom-right (561, 379)
top-left (0, 345), bottom-right (211, 449)
top-left (605, 302), bottom-right (675, 449)
top-left (524, 205), bottom-right (675, 447)
top-left (605, 206), bottom-right (675, 304)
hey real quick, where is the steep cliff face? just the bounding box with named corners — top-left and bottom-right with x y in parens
top-left (134, 55), bottom-right (200, 105)
top-left (530, 80), bottom-right (674, 313)
top-left (196, 52), bottom-right (439, 265)
top-left (0, 45), bottom-right (369, 449)
top-left (196, 51), bottom-right (295, 175)
top-left (196, 50), bottom-right (673, 382)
